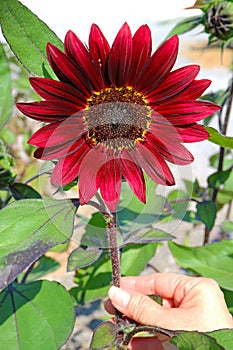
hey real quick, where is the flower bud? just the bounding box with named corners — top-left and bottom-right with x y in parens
top-left (204, 1), bottom-right (233, 42)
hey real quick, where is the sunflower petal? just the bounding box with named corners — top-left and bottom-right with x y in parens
top-left (135, 35), bottom-right (179, 94)
top-left (175, 79), bottom-right (211, 100)
top-left (136, 143), bottom-right (175, 186)
top-left (51, 143), bottom-right (90, 186)
top-left (65, 30), bottom-right (104, 91)
top-left (127, 25), bottom-right (152, 85)
top-left (108, 22), bottom-right (133, 87)
top-left (89, 24), bottom-right (110, 71)
top-left (176, 124), bottom-right (209, 142)
top-left (99, 159), bottom-right (121, 212)
top-left (78, 147), bottom-right (107, 205)
top-left (155, 100), bottom-right (220, 125)
top-left (147, 65), bottom-right (200, 104)
top-left (146, 133), bottom-right (194, 165)
top-left (47, 43), bottom-right (92, 96)
top-left (17, 101), bottom-right (80, 122)
top-left (120, 154), bottom-right (146, 203)
top-left (29, 77), bottom-right (86, 107)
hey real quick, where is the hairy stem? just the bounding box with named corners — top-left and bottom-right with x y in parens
top-left (106, 212), bottom-right (123, 348)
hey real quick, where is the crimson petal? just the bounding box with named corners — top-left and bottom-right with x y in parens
top-left (34, 137), bottom-right (88, 160)
top-left (99, 159), bottom-right (121, 212)
top-left (47, 43), bottom-right (92, 96)
top-left (120, 153), bottom-right (146, 203)
top-left (108, 22), bottom-right (133, 87)
top-left (136, 143), bottom-right (175, 186)
top-left (127, 25), bottom-right (152, 86)
top-left (17, 101), bottom-right (80, 122)
top-left (78, 147), bottom-right (108, 205)
top-left (146, 133), bottom-right (194, 165)
top-left (89, 24), bottom-right (110, 72)
top-left (147, 65), bottom-right (200, 104)
top-left (51, 143), bottom-right (90, 186)
top-left (175, 79), bottom-right (211, 100)
top-left (64, 30), bottom-right (104, 91)
top-left (155, 101), bottom-right (220, 125)
top-left (176, 124), bottom-right (209, 142)
top-left (134, 35), bottom-right (179, 94)
top-left (29, 77), bottom-right (86, 107)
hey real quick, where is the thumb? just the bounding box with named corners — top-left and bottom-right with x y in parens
top-left (108, 286), bottom-right (164, 326)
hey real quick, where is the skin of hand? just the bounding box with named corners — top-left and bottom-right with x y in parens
top-left (105, 273), bottom-right (233, 349)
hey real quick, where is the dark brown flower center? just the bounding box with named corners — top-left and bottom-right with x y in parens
top-left (85, 87), bottom-right (152, 151)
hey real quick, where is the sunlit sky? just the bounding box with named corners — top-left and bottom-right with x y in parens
top-left (20, 0), bottom-right (201, 42)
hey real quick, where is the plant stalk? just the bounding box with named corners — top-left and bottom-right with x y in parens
top-left (106, 212), bottom-right (123, 348)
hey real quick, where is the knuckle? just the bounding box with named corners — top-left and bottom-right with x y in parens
top-left (128, 294), bottom-right (152, 324)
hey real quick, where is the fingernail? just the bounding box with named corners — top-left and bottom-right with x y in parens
top-left (108, 286), bottom-right (131, 308)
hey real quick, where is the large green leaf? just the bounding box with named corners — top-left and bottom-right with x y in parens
top-left (68, 246), bottom-right (102, 271)
top-left (168, 240), bottom-right (233, 290)
top-left (0, 0), bottom-right (63, 77)
top-left (0, 43), bottom-right (12, 130)
top-left (170, 331), bottom-right (224, 349)
top-left (0, 280), bottom-right (74, 349)
top-left (0, 199), bottom-right (78, 290)
top-left (70, 243), bottom-right (157, 304)
top-left (9, 182), bottom-right (41, 200)
top-left (208, 329), bottom-right (233, 349)
top-left (206, 127), bottom-right (233, 149)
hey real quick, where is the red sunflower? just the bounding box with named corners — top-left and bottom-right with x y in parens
top-left (17, 23), bottom-right (219, 212)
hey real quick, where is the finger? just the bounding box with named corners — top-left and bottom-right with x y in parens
top-left (129, 336), bottom-right (164, 350)
top-left (107, 286), bottom-right (199, 330)
top-left (120, 273), bottom-right (202, 301)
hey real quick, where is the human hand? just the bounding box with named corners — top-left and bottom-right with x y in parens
top-left (105, 273), bottom-right (233, 349)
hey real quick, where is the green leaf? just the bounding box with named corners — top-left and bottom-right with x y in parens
top-left (80, 212), bottom-right (108, 248)
top-left (182, 210), bottom-right (201, 224)
top-left (0, 0), bottom-right (63, 77)
top-left (208, 169), bottom-right (232, 189)
top-left (166, 16), bottom-right (203, 38)
top-left (222, 289), bottom-right (233, 314)
top-left (68, 246), bottom-right (102, 271)
top-left (221, 221), bottom-right (233, 233)
top-left (124, 227), bottom-right (174, 245)
top-left (10, 182), bottom-right (42, 200)
top-left (209, 151), bottom-right (233, 170)
top-left (0, 280), bottom-right (74, 349)
top-left (170, 331), bottom-right (225, 349)
top-left (121, 243), bottom-right (157, 276)
top-left (196, 201), bottom-right (217, 230)
top-left (90, 321), bottom-right (117, 349)
top-left (217, 189), bottom-right (233, 205)
top-left (0, 199), bottom-right (77, 290)
top-left (0, 43), bottom-right (12, 130)
top-left (207, 329), bottom-right (233, 350)
top-left (168, 240), bottom-right (233, 290)
top-left (206, 127), bottom-right (233, 149)
top-left (19, 256), bottom-right (60, 283)
top-left (118, 176), bottom-right (166, 233)
top-left (70, 243), bottom-right (157, 304)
